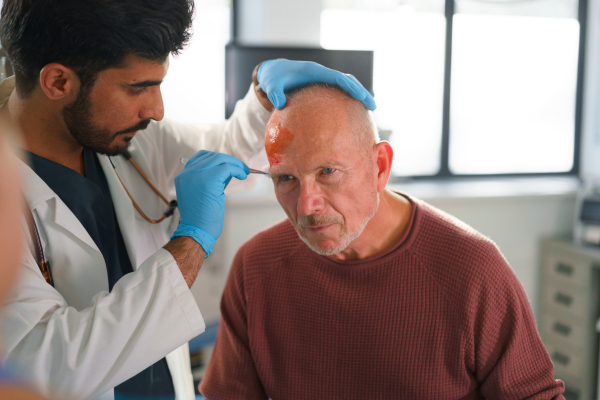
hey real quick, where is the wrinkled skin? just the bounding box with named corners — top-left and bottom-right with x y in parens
top-left (266, 87), bottom-right (412, 261)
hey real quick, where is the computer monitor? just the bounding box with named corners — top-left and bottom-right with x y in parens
top-left (225, 44), bottom-right (374, 118)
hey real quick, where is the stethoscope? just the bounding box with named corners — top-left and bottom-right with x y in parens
top-left (31, 150), bottom-right (179, 287)
top-left (108, 149), bottom-right (178, 224)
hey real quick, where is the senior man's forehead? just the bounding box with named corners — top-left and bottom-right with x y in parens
top-left (265, 119), bottom-right (295, 165)
top-left (267, 110), bottom-right (352, 148)
top-left (267, 133), bottom-right (358, 179)
top-left (265, 86), bottom-right (367, 169)
top-left (271, 94), bottom-right (355, 136)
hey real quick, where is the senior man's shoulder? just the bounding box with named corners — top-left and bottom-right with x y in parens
top-left (409, 196), bottom-right (519, 293)
top-left (406, 197), bottom-right (530, 327)
top-left (412, 198), bottom-right (498, 254)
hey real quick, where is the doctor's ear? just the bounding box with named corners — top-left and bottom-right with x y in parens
top-left (39, 63), bottom-right (80, 102)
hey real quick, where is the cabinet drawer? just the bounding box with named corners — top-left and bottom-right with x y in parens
top-left (544, 254), bottom-right (592, 289)
top-left (540, 311), bottom-right (586, 351)
top-left (540, 284), bottom-right (588, 321)
top-left (544, 340), bottom-right (586, 378)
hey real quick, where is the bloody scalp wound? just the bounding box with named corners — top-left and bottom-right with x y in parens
top-left (265, 121), bottom-right (294, 165)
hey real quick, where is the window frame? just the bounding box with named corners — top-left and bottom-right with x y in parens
top-left (436, 0), bottom-right (587, 181)
top-left (231, 0), bottom-right (587, 181)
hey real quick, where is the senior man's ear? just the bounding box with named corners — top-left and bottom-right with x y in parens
top-left (374, 141), bottom-right (394, 192)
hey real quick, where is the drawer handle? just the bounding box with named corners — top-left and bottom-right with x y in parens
top-left (553, 292), bottom-right (573, 307)
top-left (551, 351), bottom-right (571, 366)
top-left (555, 263), bottom-right (574, 276)
top-left (552, 322), bottom-right (572, 336)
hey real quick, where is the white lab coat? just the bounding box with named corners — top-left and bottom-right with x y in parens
top-left (0, 76), bottom-right (271, 399)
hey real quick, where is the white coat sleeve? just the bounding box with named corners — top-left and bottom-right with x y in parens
top-left (138, 84), bottom-right (271, 185)
top-left (1, 246), bottom-right (205, 399)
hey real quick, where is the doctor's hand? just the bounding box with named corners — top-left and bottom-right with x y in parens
top-left (254, 59), bottom-right (377, 111)
top-left (171, 150), bottom-right (249, 257)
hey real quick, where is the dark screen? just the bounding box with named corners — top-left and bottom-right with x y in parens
top-left (581, 200), bottom-right (600, 225)
top-left (225, 44), bottom-right (374, 118)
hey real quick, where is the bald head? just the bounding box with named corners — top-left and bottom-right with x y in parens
top-left (267, 84), bottom-right (379, 166)
top-left (264, 84), bottom-right (390, 257)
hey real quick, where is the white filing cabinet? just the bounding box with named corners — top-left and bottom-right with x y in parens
top-left (539, 239), bottom-right (600, 400)
top-left (597, 318), bottom-right (600, 399)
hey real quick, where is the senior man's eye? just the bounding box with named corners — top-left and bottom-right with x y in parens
top-left (322, 168), bottom-right (335, 174)
top-left (274, 175), bottom-right (297, 193)
top-left (275, 175), bottom-right (295, 185)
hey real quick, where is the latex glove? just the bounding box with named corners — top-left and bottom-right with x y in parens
top-left (257, 59), bottom-right (377, 111)
top-left (171, 151), bottom-right (249, 257)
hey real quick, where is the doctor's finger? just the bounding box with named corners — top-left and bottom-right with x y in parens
top-left (334, 74), bottom-right (376, 111)
top-left (344, 74), bottom-right (376, 110)
top-left (210, 163), bottom-right (249, 184)
top-left (266, 84), bottom-right (287, 110)
top-left (186, 151), bottom-right (249, 174)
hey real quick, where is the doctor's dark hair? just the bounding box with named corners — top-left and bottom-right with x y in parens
top-left (0, 0), bottom-right (194, 98)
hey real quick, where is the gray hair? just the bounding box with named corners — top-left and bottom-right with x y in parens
top-left (285, 83), bottom-right (380, 158)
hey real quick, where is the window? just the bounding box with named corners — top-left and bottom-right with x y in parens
top-left (161, 0), bottom-right (231, 124)
top-left (322, 0), bottom-right (446, 176)
top-left (321, 0), bottom-right (584, 178)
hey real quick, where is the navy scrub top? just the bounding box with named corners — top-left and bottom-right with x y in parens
top-left (28, 148), bottom-right (175, 400)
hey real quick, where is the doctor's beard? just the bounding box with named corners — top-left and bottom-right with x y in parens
top-left (62, 85), bottom-right (151, 156)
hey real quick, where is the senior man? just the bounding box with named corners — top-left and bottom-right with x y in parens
top-left (200, 84), bottom-right (565, 400)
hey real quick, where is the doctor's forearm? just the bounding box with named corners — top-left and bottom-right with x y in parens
top-left (164, 236), bottom-right (206, 288)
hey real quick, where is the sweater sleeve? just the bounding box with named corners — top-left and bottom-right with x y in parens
top-left (199, 249), bottom-right (268, 400)
top-left (464, 244), bottom-right (565, 400)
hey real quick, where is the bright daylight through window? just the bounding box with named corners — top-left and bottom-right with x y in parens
top-left (322, 0), bottom-right (446, 176)
top-left (321, 0), bottom-right (581, 177)
top-left (161, 0), bottom-right (231, 124)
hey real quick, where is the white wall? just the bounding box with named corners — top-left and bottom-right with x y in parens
top-left (237, 0), bottom-right (322, 46)
top-left (581, 0), bottom-right (600, 181)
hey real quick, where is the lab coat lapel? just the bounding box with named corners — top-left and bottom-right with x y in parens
top-left (18, 158), bottom-right (101, 253)
top-left (97, 154), bottom-right (138, 269)
top-left (98, 155), bottom-right (194, 400)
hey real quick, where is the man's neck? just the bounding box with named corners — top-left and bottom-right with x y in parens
top-left (6, 89), bottom-right (85, 175)
top-left (327, 190), bottom-right (412, 262)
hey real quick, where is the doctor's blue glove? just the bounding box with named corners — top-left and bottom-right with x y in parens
top-left (257, 59), bottom-right (377, 111)
top-left (171, 151), bottom-right (249, 257)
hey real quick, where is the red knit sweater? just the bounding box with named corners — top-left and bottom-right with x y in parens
top-left (200, 196), bottom-right (564, 400)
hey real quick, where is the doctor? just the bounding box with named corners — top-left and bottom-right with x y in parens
top-left (0, 0), bottom-right (375, 399)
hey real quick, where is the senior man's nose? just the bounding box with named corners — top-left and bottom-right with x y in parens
top-left (296, 182), bottom-right (325, 216)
